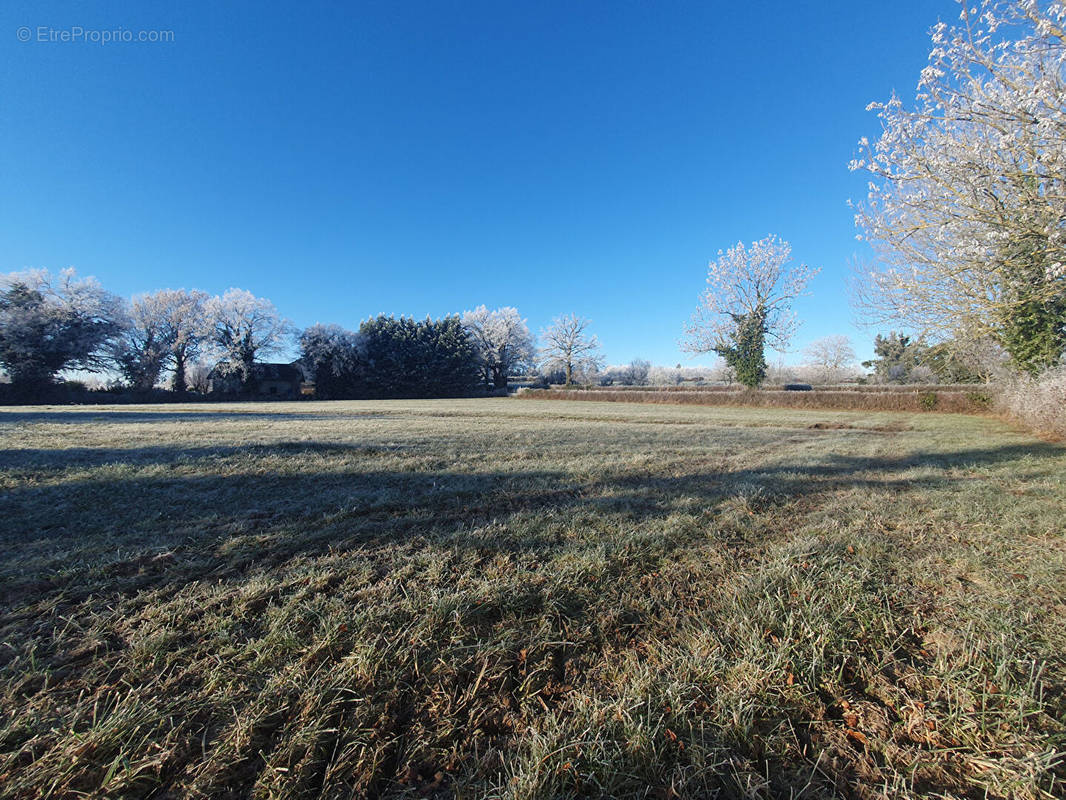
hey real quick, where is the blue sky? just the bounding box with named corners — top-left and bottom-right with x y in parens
top-left (1, 0), bottom-right (956, 366)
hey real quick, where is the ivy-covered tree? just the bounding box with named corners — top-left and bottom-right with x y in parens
top-left (715, 306), bottom-right (768, 389)
top-left (996, 239), bottom-right (1066, 375)
top-left (683, 235), bottom-right (818, 388)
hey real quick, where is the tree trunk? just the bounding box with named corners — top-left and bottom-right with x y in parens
top-left (492, 365), bottom-right (507, 390)
top-left (172, 352), bottom-right (187, 393)
top-left (240, 356), bottom-right (256, 394)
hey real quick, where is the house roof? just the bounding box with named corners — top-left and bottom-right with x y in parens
top-left (257, 363), bottom-right (303, 381)
top-left (208, 362), bottom-right (304, 381)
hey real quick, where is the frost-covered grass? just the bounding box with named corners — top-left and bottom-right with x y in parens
top-left (1, 399), bottom-right (1064, 799)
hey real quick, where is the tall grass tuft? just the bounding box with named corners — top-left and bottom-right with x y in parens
top-left (521, 388), bottom-right (993, 414)
top-left (997, 367), bottom-right (1066, 439)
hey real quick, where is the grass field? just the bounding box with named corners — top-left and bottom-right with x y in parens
top-left (1, 399), bottom-right (1064, 799)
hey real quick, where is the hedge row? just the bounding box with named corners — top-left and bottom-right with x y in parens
top-left (571, 383), bottom-right (985, 394)
top-left (519, 388), bottom-right (994, 414)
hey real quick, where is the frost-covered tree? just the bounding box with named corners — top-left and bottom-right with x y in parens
top-left (540, 314), bottom-right (604, 386)
top-left (648, 365), bottom-right (684, 385)
top-left (934, 324), bottom-right (1009, 381)
top-left (186, 360), bottom-right (212, 394)
top-left (600, 358), bottom-right (651, 386)
top-left (205, 288), bottom-right (291, 388)
top-left (111, 289), bottom-right (209, 392)
top-left (803, 335), bottom-right (857, 384)
top-left (0, 268), bottom-right (125, 392)
top-left (624, 358), bottom-right (651, 385)
top-left (851, 0), bottom-right (1066, 374)
top-left (863, 328), bottom-right (1004, 384)
top-left (297, 323), bottom-right (363, 399)
top-left (157, 289), bottom-right (209, 392)
top-left (461, 305), bottom-right (536, 389)
top-left (683, 235), bottom-right (819, 388)
top-left (111, 294), bottom-right (171, 390)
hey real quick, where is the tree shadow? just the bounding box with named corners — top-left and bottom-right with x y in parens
top-left (2, 436), bottom-right (1063, 799)
top-left (1, 438), bottom-right (1061, 609)
top-left (0, 440), bottom-right (405, 470)
top-left (607, 439), bottom-right (1066, 496)
top-left (0, 409), bottom-right (385, 425)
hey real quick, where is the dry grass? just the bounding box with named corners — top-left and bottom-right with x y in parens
top-left (998, 368), bottom-right (1066, 441)
top-left (574, 384), bottom-right (982, 393)
top-left (1, 399), bottom-right (1064, 799)
top-left (521, 388), bottom-right (993, 414)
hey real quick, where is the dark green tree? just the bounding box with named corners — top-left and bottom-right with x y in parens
top-left (358, 315), bottom-right (480, 398)
top-left (994, 237), bottom-right (1066, 375)
top-left (862, 331), bottom-right (929, 383)
top-left (418, 316), bottom-right (483, 397)
top-left (714, 305), bottom-right (768, 389)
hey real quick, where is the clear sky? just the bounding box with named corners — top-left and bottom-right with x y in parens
top-left (1, 0), bottom-right (958, 367)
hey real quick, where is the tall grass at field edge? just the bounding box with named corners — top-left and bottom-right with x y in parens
top-left (518, 387), bottom-right (993, 414)
top-left (568, 383), bottom-right (984, 394)
top-left (996, 368), bottom-right (1066, 440)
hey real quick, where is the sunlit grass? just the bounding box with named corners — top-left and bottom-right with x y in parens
top-left (1, 399), bottom-right (1064, 798)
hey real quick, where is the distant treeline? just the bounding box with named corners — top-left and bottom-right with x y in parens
top-left (300, 316), bottom-right (482, 399)
top-left (0, 270), bottom-right (524, 403)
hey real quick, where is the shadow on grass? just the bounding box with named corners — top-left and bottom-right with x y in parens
top-left (0, 440), bottom-right (405, 470)
top-left (2, 437), bottom-right (1064, 799)
top-left (0, 409), bottom-right (385, 426)
top-left (1, 438), bottom-right (1062, 608)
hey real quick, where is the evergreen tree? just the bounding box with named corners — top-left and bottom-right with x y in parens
top-left (995, 238), bottom-right (1066, 375)
top-left (862, 332), bottom-right (929, 383)
top-left (357, 315), bottom-right (480, 398)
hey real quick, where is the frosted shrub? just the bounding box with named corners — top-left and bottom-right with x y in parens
top-left (998, 368), bottom-right (1066, 439)
top-left (647, 366), bottom-right (682, 385)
